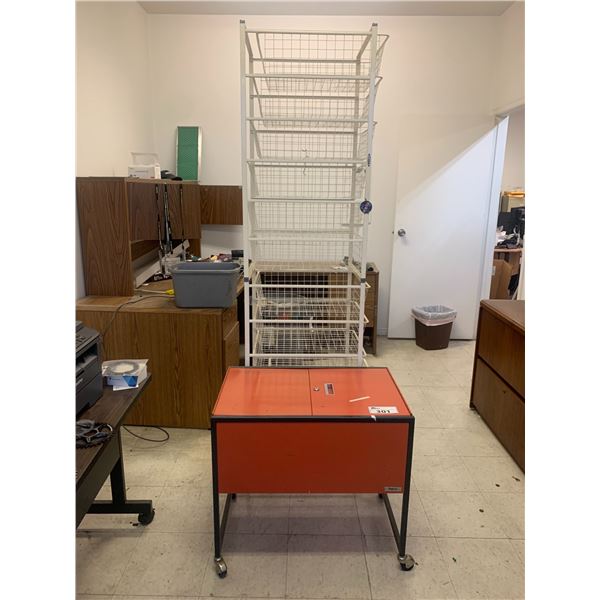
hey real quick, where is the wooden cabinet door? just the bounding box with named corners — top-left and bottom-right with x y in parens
top-left (128, 181), bottom-right (202, 242)
top-left (128, 181), bottom-right (162, 241)
top-left (168, 183), bottom-right (202, 240)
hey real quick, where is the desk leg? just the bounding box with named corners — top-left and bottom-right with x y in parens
top-left (87, 431), bottom-right (155, 525)
top-left (381, 419), bottom-right (416, 571)
top-left (211, 423), bottom-right (229, 578)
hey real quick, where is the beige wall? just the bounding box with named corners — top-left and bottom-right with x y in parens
top-left (76, 6), bottom-right (525, 328)
top-left (492, 1), bottom-right (525, 114)
top-left (76, 1), bottom-right (155, 297)
top-left (502, 105), bottom-right (525, 190)
top-left (147, 14), bottom-right (499, 332)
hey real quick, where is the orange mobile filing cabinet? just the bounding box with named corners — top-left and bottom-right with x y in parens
top-left (210, 367), bottom-right (416, 578)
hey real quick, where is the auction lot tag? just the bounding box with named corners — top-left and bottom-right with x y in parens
top-left (368, 406), bottom-right (399, 415)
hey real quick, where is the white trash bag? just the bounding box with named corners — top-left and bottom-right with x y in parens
top-left (411, 305), bottom-right (457, 326)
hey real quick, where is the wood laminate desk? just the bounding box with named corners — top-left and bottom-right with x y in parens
top-left (76, 285), bottom-right (242, 429)
top-left (210, 367), bottom-right (416, 578)
top-left (76, 377), bottom-right (154, 527)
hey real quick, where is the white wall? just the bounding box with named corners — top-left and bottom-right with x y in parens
top-left (501, 105), bottom-right (525, 190)
top-left (75, 1), bottom-right (155, 297)
top-left (492, 1), bottom-right (525, 114)
top-left (76, 6), bottom-right (524, 330)
top-left (147, 14), bottom-right (499, 333)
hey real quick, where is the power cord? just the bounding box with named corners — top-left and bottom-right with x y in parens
top-left (122, 425), bottom-right (170, 443)
top-left (101, 294), bottom-right (172, 338)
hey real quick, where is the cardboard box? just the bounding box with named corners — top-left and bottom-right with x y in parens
top-left (490, 259), bottom-right (513, 299)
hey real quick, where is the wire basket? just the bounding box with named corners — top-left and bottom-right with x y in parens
top-left (251, 122), bottom-right (370, 162)
top-left (250, 164), bottom-right (366, 200)
top-left (245, 30), bottom-right (388, 75)
top-left (250, 200), bottom-right (364, 233)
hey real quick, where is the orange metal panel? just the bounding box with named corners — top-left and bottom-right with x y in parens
top-left (213, 368), bottom-right (312, 417)
top-left (216, 421), bottom-right (408, 494)
top-left (309, 368), bottom-right (411, 417)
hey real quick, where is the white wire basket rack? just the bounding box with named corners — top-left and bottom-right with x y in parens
top-left (241, 22), bottom-right (386, 367)
top-left (250, 163), bottom-right (367, 200)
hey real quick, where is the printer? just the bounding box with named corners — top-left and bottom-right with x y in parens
top-left (76, 321), bottom-right (103, 415)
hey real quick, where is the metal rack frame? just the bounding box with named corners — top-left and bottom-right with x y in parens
top-left (241, 22), bottom-right (387, 367)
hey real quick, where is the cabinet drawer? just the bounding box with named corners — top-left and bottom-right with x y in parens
top-left (222, 303), bottom-right (238, 337)
top-left (223, 321), bottom-right (240, 374)
top-left (477, 308), bottom-right (524, 396)
top-left (472, 358), bottom-right (524, 470)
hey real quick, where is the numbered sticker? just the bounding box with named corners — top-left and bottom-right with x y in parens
top-left (368, 406), bottom-right (399, 415)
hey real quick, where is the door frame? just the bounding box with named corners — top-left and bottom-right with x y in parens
top-left (474, 116), bottom-right (510, 335)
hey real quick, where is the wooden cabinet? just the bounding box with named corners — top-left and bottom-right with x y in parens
top-left (77, 177), bottom-right (203, 296)
top-left (470, 300), bottom-right (525, 470)
top-left (364, 263), bottom-right (379, 355)
top-left (77, 178), bottom-right (246, 298)
top-left (76, 295), bottom-right (241, 429)
top-left (199, 185), bottom-right (243, 225)
top-left (127, 180), bottom-right (202, 241)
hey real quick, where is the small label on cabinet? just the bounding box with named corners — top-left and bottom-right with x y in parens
top-left (368, 406), bottom-right (398, 415)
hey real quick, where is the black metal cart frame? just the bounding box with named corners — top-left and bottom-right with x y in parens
top-left (210, 414), bottom-right (415, 578)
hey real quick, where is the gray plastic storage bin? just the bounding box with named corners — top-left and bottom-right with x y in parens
top-left (170, 262), bottom-right (240, 308)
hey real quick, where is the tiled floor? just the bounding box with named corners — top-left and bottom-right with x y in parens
top-left (77, 337), bottom-right (524, 600)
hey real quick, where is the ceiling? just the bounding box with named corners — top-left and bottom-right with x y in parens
top-left (138, 1), bottom-right (516, 17)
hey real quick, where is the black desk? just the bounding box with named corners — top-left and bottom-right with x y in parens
top-left (76, 376), bottom-right (155, 527)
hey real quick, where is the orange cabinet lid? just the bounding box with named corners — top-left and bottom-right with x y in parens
top-left (213, 367), bottom-right (411, 418)
top-left (309, 368), bottom-right (411, 417)
top-left (213, 368), bottom-right (312, 416)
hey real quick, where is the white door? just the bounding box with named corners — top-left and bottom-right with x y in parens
top-left (388, 119), bottom-right (508, 339)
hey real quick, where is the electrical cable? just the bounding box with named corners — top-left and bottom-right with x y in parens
top-left (122, 425), bottom-right (170, 443)
top-left (179, 183), bottom-right (187, 260)
top-left (101, 295), bottom-right (171, 338)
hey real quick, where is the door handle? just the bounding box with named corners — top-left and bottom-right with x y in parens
top-left (397, 228), bottom-right (406, 237)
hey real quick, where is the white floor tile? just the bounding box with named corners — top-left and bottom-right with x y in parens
top-left (413, 428), bottom-right (459, 456)
top-left (412, 455), bottom-right (479, 492)
top-left (445, 427), bottom-right (508, 457)
top-left (510, 539), bottom-right (525, 565)
top-left (420, 386), bottom-right (470, 406)
top-left (149, 484), bottom-right (214, 533)
top-left (115, 532), bottom-right (212, 596)
top-left (287, 534), bottom-right (370, 599)
top-left (419, 491), bottom-right (507, 539)
top-left (355, 492), bottom-right (433, 537)
top-left (289, 495), bottom-right (360, 535)
top-left (429, 404), bottom-right (489, 432)
top-left (437, 537), bottom-right (525, 599)
top-left (482, 492), bottom-right (525, 539)
top-left (365, 536), bottom-right (457, 599)
top-left (227, 494), bottom-right (291, 535)
top-left (462, 456), bottom-right (525, 493)
top-left (76, 530), bottom-right (142, 595)
top-left (201, 533), bottom-right (288, 598)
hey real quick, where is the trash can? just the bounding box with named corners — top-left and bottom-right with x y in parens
top-left (411, 305), bottom-right (457, 350)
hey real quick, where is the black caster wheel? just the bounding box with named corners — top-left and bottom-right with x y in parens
top-left (231, 493), bottom-right (237, 500)
top-left (378, 493), bottom-right (384, 499)
top-left (138, 508), bottom-right (155, 525)
top-left (215, 558), bottom-right (227, 578)
top-left (398, 554), bottom-right (415, 571)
